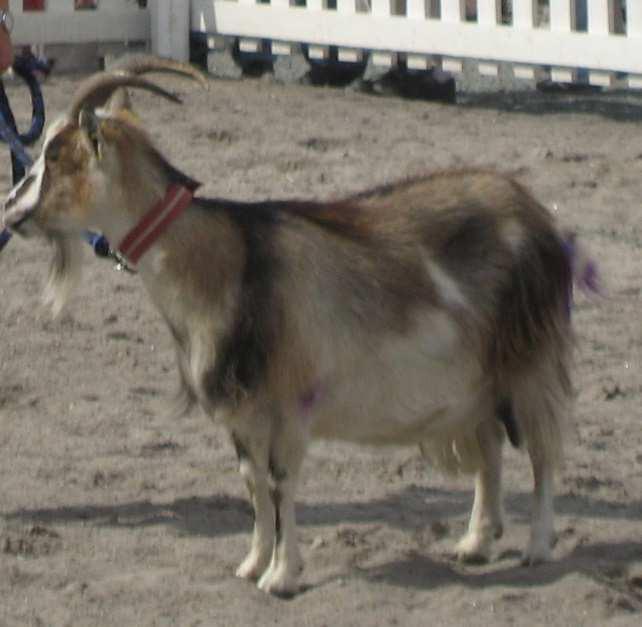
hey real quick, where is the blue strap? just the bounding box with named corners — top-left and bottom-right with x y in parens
top-left (0, 77), bottom-right (30, 253)
top-left (0, 228), bottom-right (11, 250)
top-left (0, 79), bottom-right (31, 179)
top-left (82, 230), bottom-right (111, 258)
top-left (0, 117), bottom-right (33, 173)
top-left (11, 52), bottom-right (46, 146)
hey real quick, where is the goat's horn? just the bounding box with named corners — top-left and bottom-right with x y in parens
top-left (69, 73), bottom-right (182, 122)
top-left (112, 54), bottom-right (208, 88)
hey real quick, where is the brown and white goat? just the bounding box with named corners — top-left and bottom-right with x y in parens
top-left (4, 57), bottom-right (579, 597)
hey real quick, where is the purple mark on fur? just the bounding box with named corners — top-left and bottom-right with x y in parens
top-left (563, 231), bottom-right (601, 317)
top-left (580, 259), bottom-right (599, 293)
top-left (300, 384), bottom-right (323, 413)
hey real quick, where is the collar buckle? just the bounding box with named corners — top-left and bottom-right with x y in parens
top-left (112, 250), bottom-right (137, 274)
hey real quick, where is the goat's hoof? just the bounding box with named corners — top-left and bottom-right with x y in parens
top-left (257, 567), bottom-right (299, 598)
top-left (521, 546), bottom-right (552, 567)
top-left (521, 532), bottom-right (555, 566)
top-left (457, 550), bottom-right (490, 565)
top-left (235, 553), bottom-right (271, 581)
top-left (454, 534), bottom-right (492, 564)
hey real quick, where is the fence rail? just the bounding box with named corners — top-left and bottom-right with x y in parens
top-left (192, 0), bottom-right (642, 87)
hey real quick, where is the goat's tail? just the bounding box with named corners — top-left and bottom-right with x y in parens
top-left (506, 230), bottom-right (599, 468)
top-left (508, 342), bottom-right (573, 469)
top-left (563, 230), bottom-right (602, 314)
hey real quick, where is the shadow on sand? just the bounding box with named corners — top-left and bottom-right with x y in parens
top-left (3, 485), bottom-right (642, 601)
top-left (4, 484), bottom-right (641, 538)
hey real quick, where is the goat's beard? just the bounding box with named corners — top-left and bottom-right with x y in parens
top-left (44, 232), bottom-right (83, 317)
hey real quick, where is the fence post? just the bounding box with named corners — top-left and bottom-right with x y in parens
top-left (588, 0), bottom-right (615, 35)
top-left (337, 0), bottom-right (363, 62)
top-left (549, 0), bottom-right (577, 83)
top-left (477, 0), bottom-right (500, 26)
top-left (441, 0), bottom-right (465, 73)
top-left (477, 1), bottom-right (500, 77)
top-left (627, 0), bottom-right (642, 37)
top-left (626, 0), bottom-right (642, 87)
top-left (150, 0), bottom-right (190, 62)
top-left (587, 0), bottom-right (616, 86)
top-left (440, 0), bottom-right (465, 23)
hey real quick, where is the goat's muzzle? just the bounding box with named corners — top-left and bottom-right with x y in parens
top-left (3, 210), bottom-right (32, 234)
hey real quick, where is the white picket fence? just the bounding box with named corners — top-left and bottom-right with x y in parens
top-left (191, 0), bottom-right (642, 87)
top-left (12, 0), bottom-right (149, 47)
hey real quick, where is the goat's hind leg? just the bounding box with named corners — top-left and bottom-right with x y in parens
top-left (231, 430), bottom-right (275, 581)
top-left (455, 417), bottom-right (505, 564)
top-left (523, 444), bottom-right (555, 565)
top-left (512, 352), bottom-right (571, 566)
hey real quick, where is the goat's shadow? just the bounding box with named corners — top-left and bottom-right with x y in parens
top-left (4, 486), bottom-right (642, 598)
top-left (3, 484), bottom-right (641, 539)
top-left (357, 540), bottom-right (642, 594)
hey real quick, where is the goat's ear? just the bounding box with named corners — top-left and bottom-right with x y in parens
top-left (78, 109), bottom-right (103, 158)
top-left (105, 87), bottom-right (133, 115)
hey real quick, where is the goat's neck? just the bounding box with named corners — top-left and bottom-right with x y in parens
top-left (95, 173), bottom-right (176, 269)
top-left (109, 180), bottom-right (240, 326)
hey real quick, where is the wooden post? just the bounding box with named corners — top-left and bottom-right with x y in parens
top-left (440, 0), bottom-right (465, 22)
top-left (587, 0), bottom-right (616, 86)
top-left (441, 0), bottom-right (465, 72)
top-left (371, 0), bottom-right (389, 16)
top-left (550, 0), bottom-right (578, 31)
top-left (549, 0), bottom-right (577, 83)
top-left (627, 0), bottom-right (642, 37)
top-left (477, 1), bottom-right (500, 77)
top-left (477, 0), bottom-right (501, 25)
top-left (150, 0), bottom-right (190, 62)
top-left (406, 0), bottom-right (425, 20)
top-left (513, 0), bottom-right (537, 28)
top-left (627, 0), bottom-right (642, 87)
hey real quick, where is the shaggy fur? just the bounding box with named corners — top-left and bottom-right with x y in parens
top-left (2, 62), bottom-right (586, 597)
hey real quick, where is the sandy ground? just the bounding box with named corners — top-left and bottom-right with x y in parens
top-left (0, 70), bottom-right (640, 627)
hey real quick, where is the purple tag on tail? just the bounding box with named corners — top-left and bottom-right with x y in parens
top-left (563, 231), bottom-right (601, 317)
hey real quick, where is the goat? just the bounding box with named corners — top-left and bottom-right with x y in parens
top-left (3, 56), bottom-right (584, 597)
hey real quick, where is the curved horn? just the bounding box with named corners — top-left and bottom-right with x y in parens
top-left (69, 73), bottom-right (182, 122)
top-left (112, 54), bottom-right (208, 88)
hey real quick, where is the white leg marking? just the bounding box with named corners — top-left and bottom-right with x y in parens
top-left (230, 430), bottom-right (275, 582)
top-left (257, 432), bottom-right (306, 597)
top-left (523, 455), bottom-right (554, 565)
top-left (257, 479), bottom-right (303, 597)
top-left (236, 456), bottom-right (275, 580)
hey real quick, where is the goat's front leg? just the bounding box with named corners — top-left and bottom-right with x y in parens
top-left (230, 431), bottom-right (275, 581)
top-left (257, 424), bottom-right (307, 597)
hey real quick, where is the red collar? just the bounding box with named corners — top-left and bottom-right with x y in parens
top-left (117, 184), bottom-right (193, 266)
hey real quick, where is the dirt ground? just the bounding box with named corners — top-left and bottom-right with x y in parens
top-left (0, 71), bottom-right (640, 627)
